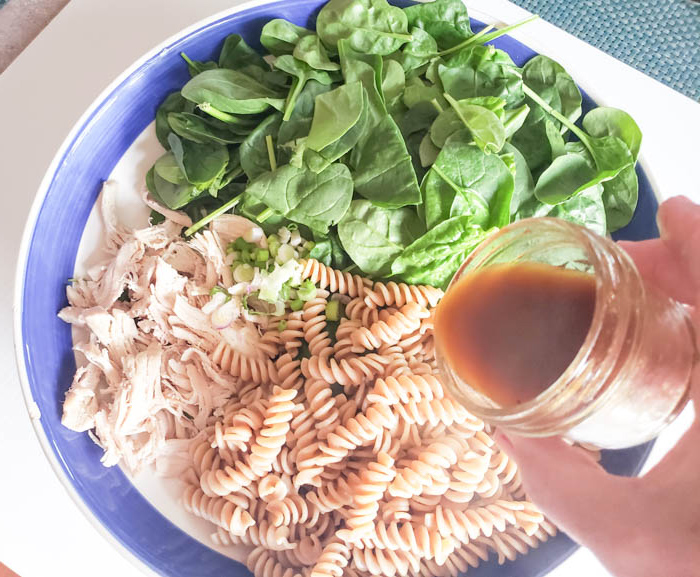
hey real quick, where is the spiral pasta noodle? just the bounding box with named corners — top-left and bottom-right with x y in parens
top-left (301, 259), bottom-right (372, 298)
top-left (351, 303), bottom-right (430, 352)
top-left (212, 340), bottom-right (280, 385)
top-left (363, 282), bottom-right (443, 310)
top-left (176, 267), bottom-right (558, 577)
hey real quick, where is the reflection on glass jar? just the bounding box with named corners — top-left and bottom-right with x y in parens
top-left (436, 217), bottom-right (695, 449)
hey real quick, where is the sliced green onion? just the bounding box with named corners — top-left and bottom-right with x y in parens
top-left (325, 300), bottom-right (342, 321)
top-left (210, 286), bottom-right (229, 297)
top-left (256, 249), bottom-right (270, 262)
top-left (278, 320), bottom-right (288, 331)
top-left (297, 279), bottom-right (317, 302)
top-left (257, 207), bottom-right (275, 223)
top-left (233, 263), bottom-right (255, 283)
top-left (289, 298), bottom-right (304, 311)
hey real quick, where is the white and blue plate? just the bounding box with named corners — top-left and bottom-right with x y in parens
top-left (14, 1), bottom-right (658, 576)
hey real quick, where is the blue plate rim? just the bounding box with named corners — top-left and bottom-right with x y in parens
top-left (12, 1), bottom-right (657, 575)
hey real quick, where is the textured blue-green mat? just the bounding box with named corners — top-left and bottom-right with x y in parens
top-left (0, 0), bottom-right (697, 98)
top-left (511, 0), bottom-right (700, 99)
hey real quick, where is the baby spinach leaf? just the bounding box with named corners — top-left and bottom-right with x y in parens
top-left (293, 34), bottom-right (341, 71)
top-left (398, 100), bottom-right (439, 137)
top-left (601, 165), bottom-right (638, 232)
top-left (522, 54), bottom-right (582, 131)
top-left (317, 0), bottom-right (412, 56)
top-left (444, 94), bottom-right (506, 153)
top-left (419, 132), bottom-right (440, 167)
top-left (278, 80), bottom-right (333, 145)
top-left (167, 112), bottom-right (245, 144)
top-left (307, 81), bottom-right (365, 151)
top-left (338, 200), bottom-right (424, 276)
top-left (510, 106), bottom-right (565, 173)
top-left (582, 107), bottom-right (642, 161)
top-left (155, 92), bottom-right (194, 150)
top-left (168, 133), bottom-right (229, 191)
top-left (310, 230), bottom-right (349, 269)
top-left (305, 87), bottom-right (370, 173)
top-left (405, 132), bottom-right (428, 182)
top-left (501, 142), bottom-right (535, 217)
top-left (245, 163), bottom-right (353, 234)
top-left (534, 152), bottom-right (598, 204)
top-left (274, 55), bottom-right (335, 121)
top-left (181, 68), bottom-right (286, 115)
top-left (403, 0), bottom-right (472, 50)
top-left (421, 167), bottom-right (489, 230)
top-left (503, 104), bottom-right (530, 138)
top-left (431, 130), bottom-right (514, 227)
top-left (398, 27), bottom-right (438, 73)
top-left (154, 152), bottom-right (186, 184)
top-left (392, 216), bottom-right (488, 289)
top-left (439, 45), bottom-right (523, 107)
top-left (517, 184), bottom-right (607, 237)
top-left (381, 59), bottom-right (406, 111)
top-left (338, 40), bottom-right (387, 128)
top-left (181, 52), bottom-right (218, 77)
top-left (430, 108), bottom-right (463, 147)
top-left (403, 76), bottom-right (446, 109)
top-left (260, 19), bottom-right (314, 56)
top-left (219, 34), bottom-right (269, 71)
top-left (240, 113), bottom-right (283, 180)
top-left (146, 166), bottom-right (201, 210)
top-left (352, 114), bottom-right (422, 208)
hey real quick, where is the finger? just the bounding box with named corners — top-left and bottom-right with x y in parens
top-left (494, 431), bottom-right (632, 548)
top-left (657, 196), bottom-right (700, 292)
top-left (618, 239), bottom-right (696, 305)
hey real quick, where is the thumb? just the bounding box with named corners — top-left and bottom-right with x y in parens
top-left (494, 431), bottom-right (633, 549)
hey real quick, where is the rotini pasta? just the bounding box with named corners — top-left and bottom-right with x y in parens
top-left (301, 259), bottom-right (372, 298)
top-left (351, 303), bottom-right (430, 352)
top-left (212, 340), bottom-right (280, 384)
top-left (363, 282), bottom-right (443, 310)
top-left (170, 262), bottom-right (559, 577)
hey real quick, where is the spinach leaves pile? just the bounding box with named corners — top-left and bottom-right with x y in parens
top-left (148, 0), bottom-right (642, 289)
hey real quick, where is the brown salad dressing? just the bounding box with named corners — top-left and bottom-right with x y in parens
top-left (435, 262), bottom-right (596, 406)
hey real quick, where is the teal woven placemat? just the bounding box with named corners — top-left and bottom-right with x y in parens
top-left (511, 0), bottom-right (700, 99)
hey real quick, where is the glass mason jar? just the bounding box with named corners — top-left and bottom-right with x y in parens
top-left (437, 217), bottom-right (696, 449)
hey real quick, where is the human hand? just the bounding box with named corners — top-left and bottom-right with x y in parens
top-left (495, 196), bottom-right (700, 577)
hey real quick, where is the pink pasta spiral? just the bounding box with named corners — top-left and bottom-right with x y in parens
top-left (182, 484), bottom-right (254, 536)
top-left (301, 351), bottom-right (391, 387)
top-left (359, 521), bottom-right (456, 565)
top-left (200, 387), bottom-right (296, 496)
top-left (268, 494), bottom-right (322, 527)
top-left (301, 259), bottom-right (372, 298)
top-left (351, 547), bottom-right (420, 577)
top-left (351, 303), bottom-right (430, 352)
top-left (389, 436), bottom-right (468, 499)
top-left (303, 291), bottom-right (332, 356)
top-left (212, 399), bottom-right (268, 453)
top-left (340, 452), bottom-right (396, 542)
top-left (309, 540), bottom-right (350, 577)
top-left (433, 501), bottom-right (531, 543)
top-left (246, 546), bottom-right (299, 577)
top-left (363, 282), bottom-right (443, 310)
top-left (365, 374), bottom-right (444, 407)
top-left (211, 340), bottom-right (279, 384)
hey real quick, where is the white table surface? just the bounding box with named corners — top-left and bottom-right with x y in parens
top-left (0, 1), bottom-right (698, 576)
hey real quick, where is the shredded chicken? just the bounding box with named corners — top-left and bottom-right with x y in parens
top-left (60, 181), bottom-right (264, 474)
